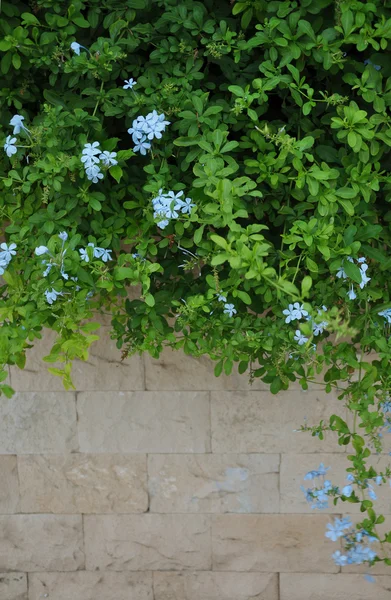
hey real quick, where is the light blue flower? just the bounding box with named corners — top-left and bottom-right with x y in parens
top-left (342, 485), bottom-right (353, 497)
top-left (313, 320), bottom-right (328, 336)
top-left (99, 151), bottom-right (118, 167)
top-left (374, 476), bottom-right (382, 486)
top-left (79, 243), bottom-right (95, 262)
top-left (35, 246), bottom-right (49, 256)
top-left (336, 266), bottom-right (348, 279)
top-left (381, 400), bottom-right (391, 413)
top-left (359, 262), bottom-right (370, 289)
top-left (364, 574), bottom-right (376, 583)
top-left (304, 463), bottom-right (330, 480)
top-left (364, 59), bottom-right (381, 71)
top-left (85, 164), bottom-right (103, 183)
top-left (44, 288), bottom-right (62, 305)
top-left (0, 243), bottom-right (17, 263)
top-left (81, 142), bottom-right (101, 167)
top-left (71, 42), bottom-right (81, 55)
top-left (60, 268), bottom-right (69, 280)
top-left (123, 78), bottom-right (137, 89)
top-left (93, 247), bottom-right (112, 262)
top-left (346, 473), bottom-right (355, 483)
top-left (4, 135), bottom-right (17, 157)
top-left (217, 294), bottom-right (227, 303)
top-left (378, 308), bottom-right (391, 324)
top-left (42, 262), bottom-right (53, 277)
top-left (9, 114), bottom-right (28, 135)
top-left (180, 197), bottom-right (196, 215)
top-left (58, 232), bottom-right (68, 242)
top-left (133, 135), bottom-right (151, 155)
top-left (283, 302), bottom-right (308, 323)
top-left (347, 285), bottom-right (357, 300)
top-left (294, 330), bottom-right (308, 345)
top-left (347, 544), bottom-right (377, 564)
top-left (332, 551), bottom-right (348, 566)
top-left (367, 484), bottom-right (377, 501)
top-left (223, 303), bottom-right (237, 317)
top-left (157, 219), bottom-right (169, 229)
top-left (325, 517), bottom-right (352, 541)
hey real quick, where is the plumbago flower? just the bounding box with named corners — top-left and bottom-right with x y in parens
top-left (151, 189), bottom-right (195, 229)
top-left (79, 242), bottom-right (112, 263)
top-left (81, 142), bottom-right (117, 183)
top-left (283, 302), bottom-right (308, 323)
top-left (123, 78), bottom-right (136, 89)
top-left (337, 256), bottom-right (371, 300)
top-left (4, 136), bottom-right (17, 157)
top-left (128, 110), bottom-right (170, 154)
top-left (9, 114), bottom-right (29, 135)
top-left (0, 242), bottom-right (17, 275)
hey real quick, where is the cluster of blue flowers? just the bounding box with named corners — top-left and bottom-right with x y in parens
top-left (283, 302), bottom-right (328, 346)
top-left (3, 114), bottom-right (30, 158)
top-left (35, 232), bottom-right (112, 305)
top-left (79, 242), bottom-right (112, 263)
top-left (0, 242), bottom-right (17, 276)
top-left (328, 517), bottom-right (378, 566)
top-left (151, 189), bottom-right (195, 229)
top-left (128, 110), bottom-right (170, 155)
top-left (337, 256), bottom-right (370, 300)
top-left (81, 142), bottom-right (118, 183)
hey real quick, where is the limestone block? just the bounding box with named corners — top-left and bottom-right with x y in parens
top-left (211, 390), bottom-right (343, 453)
top-left (153, 572), bottom-right (278, 600)
top-left (84, 514), bottom-right (211, 570)
top-left (28, 572), bottom-right (153, 600)
top-left (0, 573), bottom-right (27, 600)
top-left (18, 454), bottom-right (148, 513)
top-left (0, 392), bottom-right (77, 454)
top-left (0, 456), bottom-right (20, 512)
top-left (77, 392), bottom-right (210, 453)
top-left (280, 573), bottom-right (391, 599)
top-left (148, 453), bottom-right (279, 513)
top-left (0, 515), bottom-right (84, 571)
top-left (212, 514), bottom-right (339, 572)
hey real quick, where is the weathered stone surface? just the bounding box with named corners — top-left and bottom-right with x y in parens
top-left (211, 390), bottom-right (343, 453)
top-left (18, 454), bottom-right (148, 514)
top-left (212, 514), bottom-right (339, 572)
top-left (281, 453), bottom-right (391, 514)
top-left (0, 456), bottom-right (20, 513)
top-left (29, 572), bottom-right (153, 600)
top-left (144, 348), bottom-right (268, 391)
top-left (0, 573), bottom-right (27, 600)
top-left (84, 515), bottom-right (211, 570)
top-left (0, 392), bottom-right (77, 454)
top-left (77, 392), bottom-right (210, 453)
top-left (153, 572), bottom-right (278, 600)
top-left (9, 328), bottom-right (144, 392)
top-left (280, 574), bottom-right (391, 600)
top-left (0, 515), bottom-right (84, 571)
top-left (148, 453), bottom-right (279, 513)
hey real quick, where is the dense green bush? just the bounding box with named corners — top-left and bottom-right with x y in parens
top-left (1, 0), bottom-right (391, 571)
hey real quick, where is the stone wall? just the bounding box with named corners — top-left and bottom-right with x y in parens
top-left (1, 329), bottom-right (390, 599)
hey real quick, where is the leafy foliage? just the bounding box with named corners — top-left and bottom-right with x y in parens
top-left (1, 0), bottom-right (391, 570)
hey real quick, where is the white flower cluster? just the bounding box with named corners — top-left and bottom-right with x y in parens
top-left (152, 189), bottom-right (196, 229)
top-left (81, 142), bottom-right (118, 183)
top-left (128, 110), bottom-right (170, 155)
top-left (3, 114), bottom-right (30, 158)
top-left (0, 243), bottom-right (17, 275)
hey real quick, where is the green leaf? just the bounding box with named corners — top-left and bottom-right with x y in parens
top-left (12, 53), bottom-right (21, 70)
top-left (343, 260), bottom-right (362, 284)
top-left (145, 293), bottom-right (155, 307)
top-left (298, 19), bottom-right (316, 41)
top-left (21, 12), bottom-right (40, 25)
top-left (115, 267), bottom-right (134, 281)
top-left (89, 197), bottom-right (102, 211)
top-left (236, 290), bottom-right (252, 305)
top-left (109, 165), bottom-right (123, 183)
top-left (72, 15), bottom-right (91, 28)
top-left (192, 95), bottom-right (203, 114)
top-left (338, 198), bottom-right (354, 216)
top-left (301, 275), bottom-right (312, 297)
top-left (0, 40), bottom-right (12, 51)
top-left (210, 234), bottom-right (228, 249)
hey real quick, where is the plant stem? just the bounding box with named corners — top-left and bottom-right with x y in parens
top-left (92, 81), bottom-right (104, 117)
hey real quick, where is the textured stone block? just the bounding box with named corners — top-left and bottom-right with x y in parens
top-left (148, 453), bottom-right (279, 513)
top-left (153, 572), bottom-right (278, 600)
top-left (0, 515), bottom-right (84, 571)
top-left (144, 348), bottom-right (268, 391)
top-left (18, 454), bottom-right (148, 514)
top-left (84, 515), bottom-right (211, 570)
top-left (211, 390), bottom-right (343, 453)
top-left (77, 392), bottom-right (210, 453)
top-left (0, 456), bottom-right (20, 513)
top-left (29, 572), bottom-right (153, 600)
top-left (280, 573), bottom-right (391, 599)
top-left (0, 392), bottom-right (77, 454)
top-left (281, 453), bottom-right (391, 514)
top-left (9, 328), bottom-right (144, 392)
top-left (0, 573), bottom-right (27, 600)
top-left (212, 514), bottom-right (339, 572)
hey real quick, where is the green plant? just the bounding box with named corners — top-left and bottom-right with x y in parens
top-left (1, 0), bottom-right (391, 571)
